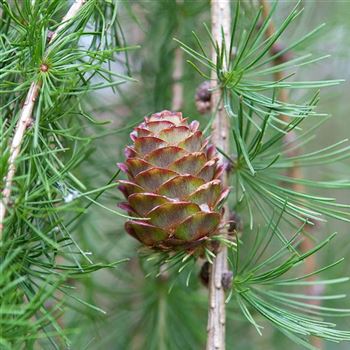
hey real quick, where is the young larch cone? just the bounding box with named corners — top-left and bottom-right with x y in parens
top-left (118, 110), bottom-right (229, 251)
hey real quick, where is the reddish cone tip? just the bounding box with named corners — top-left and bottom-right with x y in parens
top-left (118, 110), bottom-right (228, 251)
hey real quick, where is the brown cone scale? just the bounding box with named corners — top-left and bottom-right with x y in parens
top-left (118, 110), bottom-right (228, 251)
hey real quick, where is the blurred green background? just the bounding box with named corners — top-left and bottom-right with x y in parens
top-left (51, 1), bottom-right (350, 349)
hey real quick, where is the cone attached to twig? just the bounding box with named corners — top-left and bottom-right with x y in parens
top-left (118, 110), bottom-right (229, 251)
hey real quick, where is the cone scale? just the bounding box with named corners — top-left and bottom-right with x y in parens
top-left (118, 110), bottom-right (228, 251)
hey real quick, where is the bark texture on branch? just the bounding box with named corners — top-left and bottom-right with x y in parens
top-left (206, 1), bottom-right (231, 350)
top-left (0, 0), bottom-right (88, 238)
top-left (172, 48), bottom-right (184, 111)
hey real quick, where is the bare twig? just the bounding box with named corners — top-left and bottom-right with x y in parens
top-left (0, 0), bottom-right (88, 238)
top-left (206, 1), bottom-right (231, 350)
top-left (171, 0), bottom-right (184, 111)
top-left (50, 0), bottom-right (87, 43)
top-left (260, 0), bottom-right (289, 122)
top-left (172, 47), bottom-right (184, 111)
top-left (259, 1), bottom-right (322, 347)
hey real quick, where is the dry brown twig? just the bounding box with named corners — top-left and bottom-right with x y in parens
top-left (206, 1), bottom-right (231, 349)
top-left (0, 0), bottom-right (88, 238)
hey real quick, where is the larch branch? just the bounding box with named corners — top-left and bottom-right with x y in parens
top-left (172, 47), bottom-right (184, 111)
top-left (0, 0), bottom-right (88, 238)
top-left (206, 1), bottom-right (231, 350)
top-left (171, 0), bottom-right (184, 111)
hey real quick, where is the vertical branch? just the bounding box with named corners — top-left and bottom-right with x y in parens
top-left (260, 0), bottom-right (289, 112)
top-left (0, 83), bottom-right (39, 234)
top-left (259, 1), bottom-right (322, 348)
top-left (0, 0), bottom-right (88, 238)
top-left (172, 0), bottom-right (184, 111)
top-left (206, 1), bottom-right (231, 350)
top-left (171, 47), bottom-right (184, 111)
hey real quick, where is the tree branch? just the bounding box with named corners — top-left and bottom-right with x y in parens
top-left (206, 1), bottom-right (231, 349)
top-left (0, 0), bottom-right (88, 238)
top-left (171, 47), bottom-right (184, 111)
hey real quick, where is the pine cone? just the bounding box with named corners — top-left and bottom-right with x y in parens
top-left (118, 110), bottom-right (229, 251)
